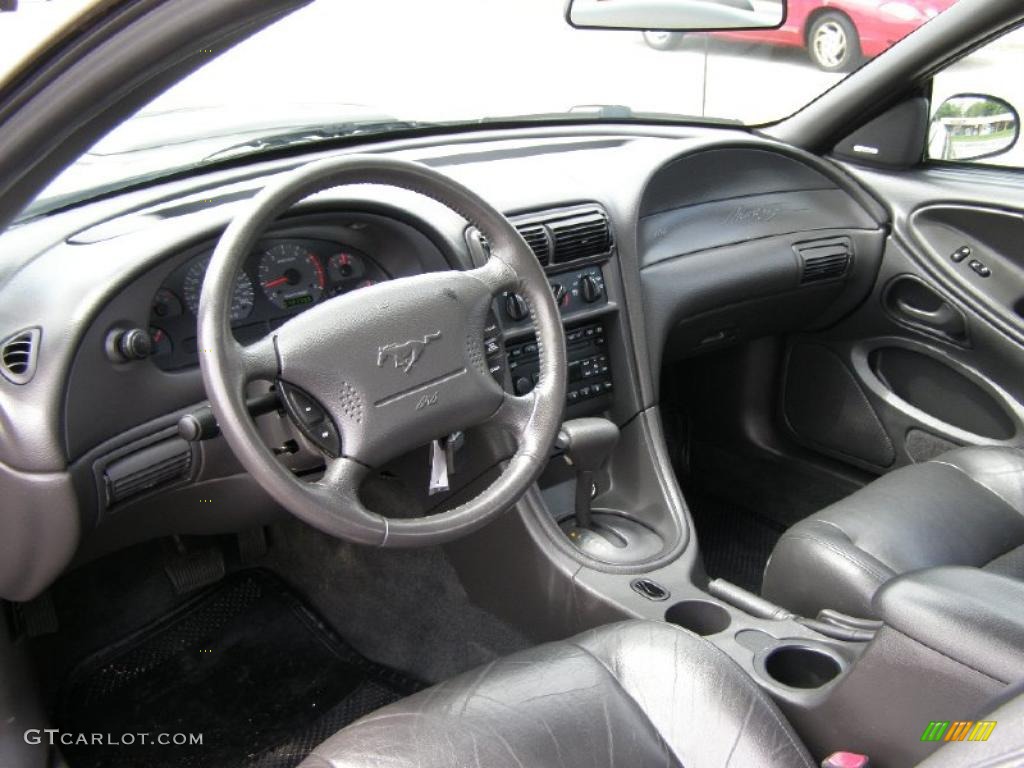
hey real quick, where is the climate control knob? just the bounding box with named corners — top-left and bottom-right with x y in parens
top-left (505, 292), bottom-right (530, 321)
top-left (551, 283), bottom-right (567, 306)
top-left (580, 275), bottom-right (604, 303)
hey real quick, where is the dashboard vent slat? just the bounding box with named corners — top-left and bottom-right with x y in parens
top-left (103, 438), bottom-right (193, 506)
top-left (797, 238), bottom-right (853, 284)
top-left (515, 223), bottom-right (551, 266)
top-left (548, 209), bottom-right (612, 264)
top-left (1, 327), bottom-right (41, 385)
top-left (476, 223), bottom-right (552, 266)
top-left (471, 205), bottom-right (612, 269)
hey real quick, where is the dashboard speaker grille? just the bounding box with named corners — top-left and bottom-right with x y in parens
top-left (1, 327), bottom-right (41, 385)
top-left (797, 237), bottom-right (852, 284)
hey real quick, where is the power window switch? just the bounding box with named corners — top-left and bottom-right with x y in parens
top-left (951, 246), bottom-right (972, 263)
top-left (969, 260), bottom-right (991, 278)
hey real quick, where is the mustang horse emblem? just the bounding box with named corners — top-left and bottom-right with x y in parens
top-left (376, 331), bottom-right (442, 373)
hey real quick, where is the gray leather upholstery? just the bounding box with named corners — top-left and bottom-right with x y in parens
top-left (300, 618), bottom-right (1024, 767)
top-left (874, 566), bottom-right (1024, 684)
top-left (763, 446), bottom-right (1024, 619)
top-left (299, 621), bottom-right (816, 768)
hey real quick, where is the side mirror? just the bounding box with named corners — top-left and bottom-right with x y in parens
top-left (929, 94), bottom-right (1020, 162)
top-left (566, 0), bottom-right (785, 32)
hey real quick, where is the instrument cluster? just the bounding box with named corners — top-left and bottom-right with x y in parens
top-left (149, 238), bottom-right (389, 370)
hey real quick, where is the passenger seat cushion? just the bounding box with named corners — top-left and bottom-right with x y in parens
top-left (299, 621), bottom-right (814, 768)
top-left (762, 447), bottom-right (1024, 619)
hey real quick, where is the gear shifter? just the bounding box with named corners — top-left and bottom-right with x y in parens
top-left (555, 418), bottom-right (664, 563)
top-left (556, 418), bottom-right (620, 530)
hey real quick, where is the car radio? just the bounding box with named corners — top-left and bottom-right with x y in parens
top-left (505, 321), bottom-right (613, 412)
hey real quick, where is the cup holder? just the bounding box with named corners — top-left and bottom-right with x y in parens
top-left (664, 600), bottom-right (731, 636)
top-left (761, 644), bottom-right (842, 690)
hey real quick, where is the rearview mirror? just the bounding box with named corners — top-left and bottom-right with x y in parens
top-left (566, 0), bottom-right (785, 32)
top-left (929, 94), bottom-right (1020, 162)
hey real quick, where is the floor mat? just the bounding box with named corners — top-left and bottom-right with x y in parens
top-left (57, 569), bottom-right (423, 768)
top-left (688, 494), bottom-right (786, 594)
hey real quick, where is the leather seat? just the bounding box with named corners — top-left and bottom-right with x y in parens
top-left (300, 619), bottom-right (1024, 768)
top-left (301, 621), bottom-right (816, 768)
top-left (762, 446), bottom-right (1024, 619)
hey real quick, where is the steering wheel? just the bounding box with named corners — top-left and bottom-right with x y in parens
top-left (197, 156), bottom-right (566, 546)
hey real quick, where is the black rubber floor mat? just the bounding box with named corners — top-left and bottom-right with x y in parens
top-left (689, 494), bottom-right (785, 594)
top-left (57, 569), bottom-right (423, 768)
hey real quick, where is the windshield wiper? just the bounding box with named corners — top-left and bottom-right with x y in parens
top-left (201, 120), bottom-right (434, 163)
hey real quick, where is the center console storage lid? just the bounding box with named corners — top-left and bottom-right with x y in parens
top-left (873, 566), bottom-right (1024, 684)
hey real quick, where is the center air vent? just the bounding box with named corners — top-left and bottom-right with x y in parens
top-left (1, 327), bottom-right (41, 385)
top-left (797, 237), bottom-right (853, 284)
top-left (471, 205), bottom-right (613, 270)
top-left (547, 209), bottom-right (612, 264)
top-left (475, 222), bottom-right (552, 266)
top-left (515, 223), bottom-right (552, 265)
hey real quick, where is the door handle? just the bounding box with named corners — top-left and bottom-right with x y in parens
top-left (894, 298), bottom-right (961, 333)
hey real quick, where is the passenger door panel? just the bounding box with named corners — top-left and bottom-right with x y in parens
top-left (779, 165), bottom-right (1024, 472)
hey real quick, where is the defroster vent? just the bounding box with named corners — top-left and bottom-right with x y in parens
top-left (797, 237), bottom-right (853, 284)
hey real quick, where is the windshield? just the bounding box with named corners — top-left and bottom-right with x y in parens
top-left (11, 0), bottom-right (960, 218)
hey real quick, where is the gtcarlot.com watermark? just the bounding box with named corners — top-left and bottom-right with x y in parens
top-left (25, 729), bottom-right (203, 747)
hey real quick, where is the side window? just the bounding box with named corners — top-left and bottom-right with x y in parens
top-left (928, 27), bottom-right (1024, 168)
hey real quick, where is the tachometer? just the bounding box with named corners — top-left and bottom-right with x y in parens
top-left (258, 243), bottom-right (326, 310)
top-left (182, 257), bottom-right (255, 322)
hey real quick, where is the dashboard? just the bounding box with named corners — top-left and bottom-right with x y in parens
top-left (0, 127), bottom-right (888, 603)
top-left (149, 238), bottom-right (390, 370)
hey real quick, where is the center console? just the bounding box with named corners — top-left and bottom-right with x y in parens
top-left (505, 321), bottom-right (613, 409)
top-left (448, 199), bottom-right (1017, 768)
top-left (469, 204), bottom-right (621, 420)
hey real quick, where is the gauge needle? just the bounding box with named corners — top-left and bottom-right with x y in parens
top-left (263, 277), bottom-right (289, 289)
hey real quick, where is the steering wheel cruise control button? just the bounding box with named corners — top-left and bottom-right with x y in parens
top-left (288, 389), bottom-right (325, 426)
top-left (278, 382), bottom-right (340, 456)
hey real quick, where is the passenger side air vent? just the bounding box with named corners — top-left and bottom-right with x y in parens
top-left (548, 209), bottom-right (612, 264)
top-left (797, 237), bottom-right (852, 284)
top-left (103, 438), bottom-right (193, 506)
top-left (0, 327), bottom-right (41, 385)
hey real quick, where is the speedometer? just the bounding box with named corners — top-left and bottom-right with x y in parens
top-left (258, 243), bottom-right (326, 310)
top-left (182, 257), bottom-right (255, 322)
